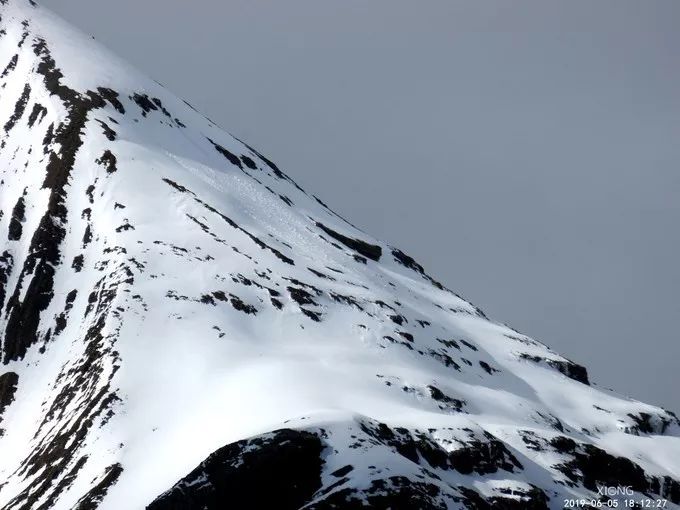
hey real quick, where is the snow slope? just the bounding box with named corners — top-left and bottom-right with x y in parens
top-left (0, 1), bottom-right (678, 508)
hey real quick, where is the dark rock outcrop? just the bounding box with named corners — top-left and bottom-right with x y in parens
top-left (147, 429), bottom-right (324, 510)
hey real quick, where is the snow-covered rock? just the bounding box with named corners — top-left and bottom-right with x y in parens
top-left (0, 1), bottom-right (678, 508)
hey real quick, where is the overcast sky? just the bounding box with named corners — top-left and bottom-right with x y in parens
top-left (41, 0), bottom-right (680, 412)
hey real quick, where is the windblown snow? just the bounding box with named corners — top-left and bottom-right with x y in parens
top-left (0, 1), bottom-right (678, 509)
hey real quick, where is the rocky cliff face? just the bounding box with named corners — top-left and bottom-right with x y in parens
top-left (0, 1), bottom-right (678, 509)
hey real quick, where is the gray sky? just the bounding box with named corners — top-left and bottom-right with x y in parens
top-left (41, 0), bottom-right (680, 412)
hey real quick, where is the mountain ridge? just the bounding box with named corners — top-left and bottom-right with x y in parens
top-left (0, 1), bottom-right (678, 508)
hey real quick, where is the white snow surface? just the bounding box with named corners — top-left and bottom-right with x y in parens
top-left (0, 1), bottom-right (678, 509)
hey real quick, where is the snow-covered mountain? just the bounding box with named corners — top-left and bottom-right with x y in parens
top-left (0, 1), bottom-right (678, 508)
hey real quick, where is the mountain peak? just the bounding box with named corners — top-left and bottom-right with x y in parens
top-left (0, 2), bottom-right (678, 509)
